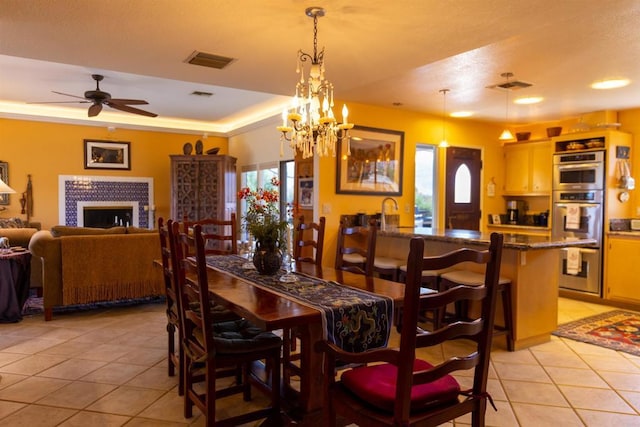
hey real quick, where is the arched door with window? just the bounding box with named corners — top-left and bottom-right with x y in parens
top-left (445, 147), bottom-right (481, 230)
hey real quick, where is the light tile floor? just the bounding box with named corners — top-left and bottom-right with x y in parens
top-left (0, 297), bottom-right (638, 426)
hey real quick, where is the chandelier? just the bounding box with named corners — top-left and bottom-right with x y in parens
top-left (277, 7), bottom-right (353, 159)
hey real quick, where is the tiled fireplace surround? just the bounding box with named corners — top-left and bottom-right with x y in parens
top-left (58, 175), bottom-right (154, 228)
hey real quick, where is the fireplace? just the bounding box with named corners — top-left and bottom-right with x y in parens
top-left (59, 175), bottom-right (154, 228)
top-left (83, 206), bottom-right (135, 228)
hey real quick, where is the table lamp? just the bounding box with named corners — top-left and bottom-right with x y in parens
top-left (0, 177), bottom-right (16, 211)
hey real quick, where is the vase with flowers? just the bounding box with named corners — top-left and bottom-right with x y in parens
top-left (238, 177), bottom-right (289, 275)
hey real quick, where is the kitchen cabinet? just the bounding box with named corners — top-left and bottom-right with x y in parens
top-left (503, 140), bottom-right (552, 195)
top-left (605, 234), bottom-right (640, 305)
top-left (170, 155), bottom-right (236, 222)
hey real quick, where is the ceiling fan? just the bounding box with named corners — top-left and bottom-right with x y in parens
top-left (34, 74), bottom-right (157, 117)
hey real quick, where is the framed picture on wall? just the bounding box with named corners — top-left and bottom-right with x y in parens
top-left (0, 161), bottom-right (9, 205)
top-left (298, 177), bottom-right (314, 209)
top-left (336, 125), bottom-right (404, 195)
top-left (84, 139), bottom-right (131, 170)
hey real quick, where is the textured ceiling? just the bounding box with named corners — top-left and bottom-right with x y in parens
top-left (1, 0), bottom-right (639, 135)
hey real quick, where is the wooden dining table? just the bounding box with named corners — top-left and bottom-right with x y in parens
top-left (202, 259), bottom-right (405, 417)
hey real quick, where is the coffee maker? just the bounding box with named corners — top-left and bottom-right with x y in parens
top-left (506, 200), bottom-right (525, 225)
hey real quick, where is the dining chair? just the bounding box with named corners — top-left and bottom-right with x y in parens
top-left (173, 222), bottom-right (283, 425)
top-left (182, 213), bottom-right (238, 256)
top-left (283, 215), bottom-right (326, 390)
top-left (316, 232), bottom-right (504, 427)
top-left (157, 217), bottom-right (183, 395)
top-left (293, 215), bottom-right (326, 269)
top-left (335, 218), bottom-right (377, 277)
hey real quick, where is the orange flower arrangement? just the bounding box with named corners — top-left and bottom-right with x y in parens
top-left (237, 177), bottom-right (288, 251)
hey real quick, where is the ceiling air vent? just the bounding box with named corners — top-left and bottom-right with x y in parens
top-left (191, 91), bottom-right (213, 97)
top-left (486, 80), bottom-right (533, 91)
top-left (185, 51), bottom-right (235, 70)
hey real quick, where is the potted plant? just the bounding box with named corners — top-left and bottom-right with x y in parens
top-left (238, 177), bottom-right (288, 275)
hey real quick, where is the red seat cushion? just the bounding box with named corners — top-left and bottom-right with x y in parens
top-left (341, 359), bottom-right (460, 412)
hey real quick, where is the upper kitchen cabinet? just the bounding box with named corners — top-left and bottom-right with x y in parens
top-left (503, 140), bottom-right (552, 195)
top-left (170, 155), bottom-right (237, 222)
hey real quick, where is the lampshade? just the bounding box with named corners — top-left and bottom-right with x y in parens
top-left (498, 72), bottom-right (514, 141)
top-left (0, 178), bottom-right (16, 194)
top-left (499, 129), bottom-right (514, 141)
top-left (439, 88), bottom-right (450, 148)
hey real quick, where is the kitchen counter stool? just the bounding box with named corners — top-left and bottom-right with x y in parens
top-left (440, 269), bottom-right (514, 351)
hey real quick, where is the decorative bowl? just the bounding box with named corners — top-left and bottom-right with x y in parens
top-left (515, 132), bottom-right (531, 141)
top-left (546, 127), bottom-right (562, 137)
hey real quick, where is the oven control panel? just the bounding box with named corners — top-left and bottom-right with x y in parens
top-left (558, 192), bottom-right (597, 201)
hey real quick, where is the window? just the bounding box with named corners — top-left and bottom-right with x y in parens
top-left (453, 164), bottom-right (471, 203)
top-left (239, 160), bottom-right (295, 239)
top-left (415, 145), bottom-right (437, 227)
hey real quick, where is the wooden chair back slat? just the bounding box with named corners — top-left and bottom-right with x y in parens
top-left (335, 218), bottom-right (377, 277)
top-left (293, 215), bottom-right (326, 267)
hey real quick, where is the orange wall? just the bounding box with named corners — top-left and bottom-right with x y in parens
top-left (0, 118), bottom-right (228, 228)
top-left (317, 100), bottom-right (504, 267)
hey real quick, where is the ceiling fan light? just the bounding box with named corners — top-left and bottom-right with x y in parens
top-left (499, 129), bottom-right (514, 140)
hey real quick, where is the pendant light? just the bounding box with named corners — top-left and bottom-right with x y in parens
top-left (498, 72), bottom-right (514, 141)
top-left (438, 89), bottom-right (450, 148)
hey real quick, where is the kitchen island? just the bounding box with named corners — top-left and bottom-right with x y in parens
top-left (377, 227), bottom-right (597, 350)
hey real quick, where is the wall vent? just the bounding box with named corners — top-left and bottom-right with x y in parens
top-left (185, 51), bottom-right (235, 70)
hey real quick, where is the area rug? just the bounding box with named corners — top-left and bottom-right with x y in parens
top-left (553, 310), bottom-right (640, 357)
top-left (22, 294), bottom-right (165, 317)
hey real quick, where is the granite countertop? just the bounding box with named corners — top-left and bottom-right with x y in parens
top-left (380, 227), bottom-right (597, 250)
top-left (487, 223), bottom-right (551, 232)
top-left (607, 230), bottom-right (640, 237)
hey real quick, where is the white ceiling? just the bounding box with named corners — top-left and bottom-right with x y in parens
top-left (1, 0), bottom-right (639, 136)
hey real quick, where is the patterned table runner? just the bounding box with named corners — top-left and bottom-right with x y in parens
top-left (204, 255), bottom-right (393, 352)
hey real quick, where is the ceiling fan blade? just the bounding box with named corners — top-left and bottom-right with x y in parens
top-left (52, 91), bottom-right (87, 100)
top-left (88, 103), bottom-right (102, 117)
top-left (27, 100), bottom-right (91, 104)
top-left (106, 102), bottom-right (157, 117)
top-left (109, 98), bottom-right (149, 105)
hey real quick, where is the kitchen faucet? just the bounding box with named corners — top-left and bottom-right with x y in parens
top-left (380, 197), bottom-right (398, 231)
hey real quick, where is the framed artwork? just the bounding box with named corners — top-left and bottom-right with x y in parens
top-left (336, 125), bottom-right (404, 195)
top-left (298, 177), bottom-right (314, 209)
top-left (0, 162), bottom-right (9, 205)
top-left (84, 139), bottom-right (131, 170)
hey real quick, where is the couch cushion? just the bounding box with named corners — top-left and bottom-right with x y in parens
top-left (0, 217), bottom-right (25, 228)
top-left (51, 226), bottom-right (127, 237)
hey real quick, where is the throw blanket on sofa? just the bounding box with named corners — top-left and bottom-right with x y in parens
top-left (60, 234), bottom-right (163, 305)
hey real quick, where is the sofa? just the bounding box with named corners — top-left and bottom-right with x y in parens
top-left (0, 217), bottom-right (43, 289)
top-left (29, 225), bottom-right (164, 321)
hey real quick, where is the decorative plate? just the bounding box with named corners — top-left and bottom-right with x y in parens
top-left (182, 142), bottom-right (193, 155)
top-left (195, 139), bottom-right (203, 155)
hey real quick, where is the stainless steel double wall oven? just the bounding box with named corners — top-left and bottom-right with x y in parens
top-left (552, 150), bottom-right (605, 295)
